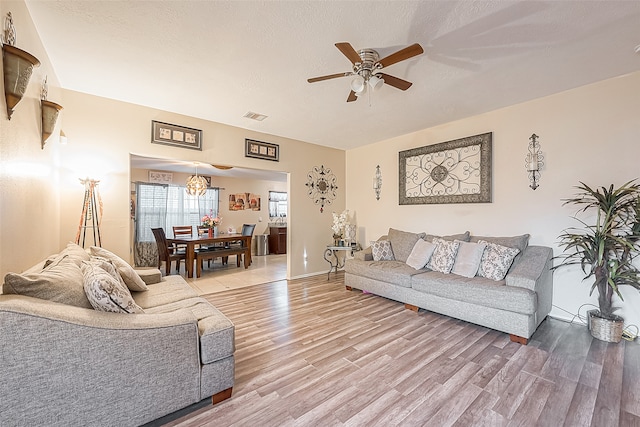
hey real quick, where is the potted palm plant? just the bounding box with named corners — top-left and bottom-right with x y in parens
top-left (555, 180), bottom-right (640, 342)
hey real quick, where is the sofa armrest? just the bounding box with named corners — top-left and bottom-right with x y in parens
top-left (506, 245), bottom-right (554, 323)
top-left (134, 268), bottom-right (163, 285)
top-left (354, 246), bottom-right (373, 261)
top-left (0, 294), bottom-right (202, 425)
top-left (506, 246), bottom-right (553, 292)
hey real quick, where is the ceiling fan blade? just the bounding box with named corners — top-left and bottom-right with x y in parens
top-left (335, 42), bottom-right (362, 65)
top-left (378, 43), bottom-right (424, 68)
top-left (378, 73), bottom-right (413, 91)
top-left (307, 72), bottom-right (352, 83)
top-left (347, 91), bottom-right (358, 102)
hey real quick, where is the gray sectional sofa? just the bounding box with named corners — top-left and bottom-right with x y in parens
top-left (345, 229), bottom-right (553, 343)
top-left (0, 244), bottom-right (235, 426)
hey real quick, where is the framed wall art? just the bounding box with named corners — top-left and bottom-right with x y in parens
top-left (399, 132), bottom-right (492, 205)
top-left (151, 121), bottom-right (202, 150)
top-left (228, 193), bottom-right (261, 211)
top-left (148, 171), bottom-right (173, 184)
top-left (245, 138), bottom-right (279, 162)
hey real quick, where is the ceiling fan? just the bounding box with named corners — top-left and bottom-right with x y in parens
top-left (307, 42), bottom-right (424, 102)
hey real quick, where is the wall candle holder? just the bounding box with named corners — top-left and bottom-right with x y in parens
top-left (2, 12), bottom-right (41, 120)
top-left (525, 133), bottom-right (544, 190)
top-left (40, 76), bottom-right (63, 149)
top-left (373, 165), bottom-right (382, 200)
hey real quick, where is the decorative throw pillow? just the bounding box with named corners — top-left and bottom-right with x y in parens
top-left (89, 247), bottom-right (148, 291)
top-left (371, 240), bottom-right (395, 261)
top-left (3, 255), bottom-right (92, 309)
top-left (406, 239), bottom-right (436, 270)
top-left (59, 242), bottom-right (91, 265)
top-left (387, 228), bottom-right (427, 263)
top-left (427, 238), bottom-right (460, 274)
top-left (477, 240), bottom-right (521, 281)
top-left (81, 261), bottom-right (144, 314)
top-left (89, 256), bottom-right (128, 289)
top-left (451, 241), bottom-right (487, 278)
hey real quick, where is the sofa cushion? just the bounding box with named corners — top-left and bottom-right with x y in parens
top-left (406, 239), bottom-right (436, 270)
top-left (371, 240), bottom-right (395, 261)
top-left (3, 255), bottom-right (92, 309)
top-left (90, 247), bottom-right (148, 291)
top-left (411, 271), bottom-right (536, 315)
top-left (425, 231), bottom-right (470, 243)
top-left (451, 241), bottom-right (487, 278)
top-left (81, 261), bottom-right (144, 314)
top-left (469, 234), bottom-right (530, 253)
top-left (145, 297), bottom-right (235, 364)
top-left (132, 276), bottom-right (200, 309)
top-left (427, 238), bottom-right (460, 274)
top-left (477, 241), bottom-right (520, 281)
top-left (344, 259), bottom-right (423, 288)
top-left (387, 228), bottom-right (427, 263)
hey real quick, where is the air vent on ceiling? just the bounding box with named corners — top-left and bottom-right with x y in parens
top-left (243, 111), bottom-right (268, 121)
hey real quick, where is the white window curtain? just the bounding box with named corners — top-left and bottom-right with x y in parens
top-left (133, 182), bottom-right (219, 266)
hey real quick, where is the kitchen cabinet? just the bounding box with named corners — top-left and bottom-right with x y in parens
top-left (268, 226), bottom-right (287, 255)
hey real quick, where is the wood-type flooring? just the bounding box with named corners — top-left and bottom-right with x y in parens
top-left (162, 272), bottom-right (640, 426)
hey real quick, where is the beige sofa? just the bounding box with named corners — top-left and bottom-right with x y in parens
top-left (345, 229), bottom-right (553, 344)
top-left (0, 244), bottom-right (235, 426)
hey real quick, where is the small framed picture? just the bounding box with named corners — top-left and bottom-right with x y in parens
top-left (245, 138), bottom-right (279, 162)
top-left (149, 171), bottom-right (173, 184)
top-left (152, 121), bottom-right (202, 150)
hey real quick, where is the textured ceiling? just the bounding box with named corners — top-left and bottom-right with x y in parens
top-left (25, 1), bottom-right (640, 151)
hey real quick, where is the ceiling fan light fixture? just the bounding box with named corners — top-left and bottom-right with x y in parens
top-left (369, 75), bottom-right (384, 90)
top-left (350, 75), bottom-right (365, 93)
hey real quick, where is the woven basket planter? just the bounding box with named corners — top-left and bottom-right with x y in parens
top-left (587, 310), bottom-right (624, 343)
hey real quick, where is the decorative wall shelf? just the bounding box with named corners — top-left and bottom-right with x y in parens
top-left (2, 44), bottom-right (40, 120)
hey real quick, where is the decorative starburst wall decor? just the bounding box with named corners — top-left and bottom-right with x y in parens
top-left (305, 165), bottom-right (338, 213)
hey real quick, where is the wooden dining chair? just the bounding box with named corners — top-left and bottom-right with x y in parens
top-left (229, 223), bottom-right (256, 266)
top-left (172, 225), bottom-right (192, 251)
top-left (196, 226), bottom-right (227, 267)
top-left (172, 225), bottom-right (193, 238)
top-left (152, 227), bottom-right (186, 275)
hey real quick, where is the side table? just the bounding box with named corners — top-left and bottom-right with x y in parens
top-left (323, 245), bottom-right (358, 280)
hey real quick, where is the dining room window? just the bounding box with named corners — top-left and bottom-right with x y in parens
top-left (268, 191), bottom-right (287, 218)
top-left (133, 182), bottom-right (219, 266)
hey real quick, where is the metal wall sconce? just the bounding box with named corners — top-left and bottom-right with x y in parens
top-left (40, 76), bottom-right (63, 148)
top-left (373, 165), bottom-right (382, 200)
top-left (525, 133), bottom-right (544, 190)
top-left (2, 12), bottom-right (41, 120)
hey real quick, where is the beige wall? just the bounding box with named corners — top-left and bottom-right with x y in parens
top-left (346, 71), bottom-right (640, 327)
top-left (56, 89), bottom-right (343, 279)
top-left (0, 1), bottom-right (63, 274)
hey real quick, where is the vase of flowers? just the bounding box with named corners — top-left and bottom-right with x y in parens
top-left (202, 211), bottom-right (221, 237)
top-left (332, 209), bottom-right (349, 245)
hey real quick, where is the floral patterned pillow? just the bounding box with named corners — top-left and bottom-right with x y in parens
top-left (477, 240), bottom-right (521, 281)
top-left (427, 238), bottom-right (460, 274)
top-left (81, 261), bottom-right (144, 314)
top-left (371, 240), bottom-right (395, 261)
top-left (90, 246), bottom-right (148, 292)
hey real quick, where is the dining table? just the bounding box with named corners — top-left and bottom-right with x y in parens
top-left (168, 233), bottom-right (252, 278)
